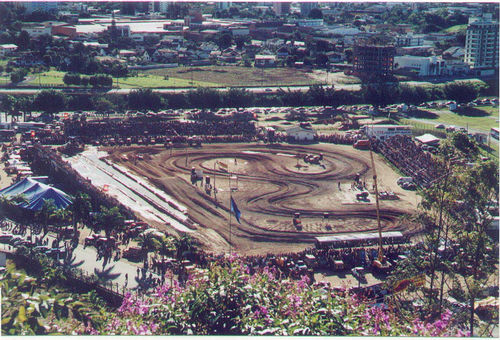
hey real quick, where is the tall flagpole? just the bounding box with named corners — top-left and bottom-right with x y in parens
top-left (229, 173), bottom-right (232, 254)
top-left (213, 161), bottom-right (216, 200)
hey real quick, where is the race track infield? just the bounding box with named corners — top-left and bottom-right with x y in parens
top-left (105, 143), bottom-right (421, 255)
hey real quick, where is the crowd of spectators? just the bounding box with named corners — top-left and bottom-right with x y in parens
top-left (375, 135), bottom-right (441, 187)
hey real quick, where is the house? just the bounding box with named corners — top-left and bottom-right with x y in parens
top-left (152, 48), bottom-right (178, 62)
top-left (286, 125), bottom-right (317, 142)
top-left (0, 44), bottom-right (18, 56)
top-left (394, 55), bottom-right (446, 77)
top-left (220, 48), bottom-right (241, 63)
top-left (415, 133), bottom-right (440, 146)
top-left (254, 55), bottom-right (276, 67)
top-left (119, 49), bottom-right (137, 60)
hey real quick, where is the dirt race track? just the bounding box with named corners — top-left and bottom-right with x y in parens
top-left (106, 143), bottom-right (421, 255)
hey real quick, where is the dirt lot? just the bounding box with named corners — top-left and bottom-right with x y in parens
top-left (144, 66), bottom-right (322, 87)
top-left (106, 143), bottom-right (421, 255)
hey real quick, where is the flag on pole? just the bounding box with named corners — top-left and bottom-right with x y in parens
top-left (230, 196), bottom-right (241, 224)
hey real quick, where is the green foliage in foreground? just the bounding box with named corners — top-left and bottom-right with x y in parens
top-left (79, 256), bottom-right (467, 336)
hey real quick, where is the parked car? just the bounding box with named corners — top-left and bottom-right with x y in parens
top-left (435, 124), bottom-right (445, 129)
top-left (0, 233), bottom-right (13, 244)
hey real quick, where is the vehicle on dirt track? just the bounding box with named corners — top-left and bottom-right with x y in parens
top-left (379, 191), bottom-right (399, 200)
top-left (356, 191), bottom-right (369, 200)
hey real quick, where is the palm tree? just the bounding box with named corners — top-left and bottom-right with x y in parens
top-left (71, 192), bottom-right (91, 230)
top-left (136, 231), bottom-right (164, 266)
top-left (92, 206), bottom-right (124, 238)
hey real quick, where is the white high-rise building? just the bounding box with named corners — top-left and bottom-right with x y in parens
top-left (159, 2), bottom-right (170, 14)
top-left (300, 2), bottom-right (318, 17)
top-left (464, 13), bottom-right (499, 70)
top-left (216, 2), bottom-right (232, 10)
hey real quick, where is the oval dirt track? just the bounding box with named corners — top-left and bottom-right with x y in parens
top-left (107, 143), bottom-right (419, 255)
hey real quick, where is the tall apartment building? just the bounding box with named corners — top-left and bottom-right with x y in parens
top-left (300, 2), bottom-right (318, 17)
top-left (216, 2), bottom-right (232, 10)
top-left (464, 13), bottom-right (499, 70)
top-left (18, 2), bottom-right (59, 14)
top-left (273, 2), bottom-right (291, 16)
top-left (353, 45), bottom-right (395, 78)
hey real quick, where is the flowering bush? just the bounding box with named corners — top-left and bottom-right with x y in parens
top-left (84, 255), bottom-right (469, 336)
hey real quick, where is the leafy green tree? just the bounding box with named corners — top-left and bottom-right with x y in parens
top-left (128, 89), bottom-right (163, 111)
top-left (16, 30), bottom-right (30, 50)
top-left (443, 81), bottom-right (479, 104)
top-left (308, 8), bottom-right (323, 19)
top-left (34, 90), bottom-right (66, 115)
top-left (92, 206), bottom-right (125, 238)
top-left (222, 88), bottom-right (254, 108)
top-left (186, 87), bottom-right (221, 109)
top-left (216, 33), bottom-right (233, 50)
top-left (71, 192), bottom-right (91, 229)
top-left (63, 73), bottom-right (81, 86)
top-left (10, 68), bottom-right (27, 84)
top-left (449, 132), bottom-right (479, 158)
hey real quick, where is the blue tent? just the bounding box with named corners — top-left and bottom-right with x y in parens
top-left (0, 177), bottom-right (72, 211)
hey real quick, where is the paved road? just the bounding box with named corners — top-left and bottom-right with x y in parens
top-left (1, 233), bottom-right (159, 291)
top-left (0, 84), bottom-right (361, 95)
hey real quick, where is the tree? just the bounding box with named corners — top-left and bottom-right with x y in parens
top-left (16, 30), bottom-right (30, 50)
top-left (0, 94), bottom-right (15, 115)
top-left (93, 206), bottom-right (125, 238)
top-left (136, 231), bottom-right (164, 265)
top-left (93, 98), bottom-right (115, 113)
top-left (443, 81), bottom-right (479, 104)
top-left (308, 8), bottom-right (323, 19)
top-left (63, 73), bottom-right (81, 86)
top-left (10, 68), bottom-right (27, 84)
top-left (36, 199), bottom-right (58, 237)
top-left (361, 83), bottom-right (401, 107)
top-left (71, 193), bottom-right (91, 229)
top-left (128, 89), bottom-right (163, 111)
top-left (222, 88), bottom-right (254, 109)
top-left (217, 33), bottom-right (233, 50)
top-left (186, 87), bottom-right (221, 109)
top-left (34, 90), bottom-right (66, 115)
top-left (315, 53), bottom-right (328, 67)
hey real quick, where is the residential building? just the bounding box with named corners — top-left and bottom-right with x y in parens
top-left (395, 34), bottom-right (425, 47)
top-left (394, 55), bottom-right (446, 77)
top-left (353, 45), bottom-right (395, 78)
top-left (23, 25), bottom-right (52, 37)
top-left (0, 44), bottom-right (18, 57)
top-left (464, 13), bottom-right (499, 71)
top-left (254, 55), bottom-right (276, 67)
top-left (294, 19), bottom-right (324, 27)
top-left (299, 2), bottom-right (318, 17)
top-left (286, 125), bottom-right (316, 141)
top-left (273, 2), bottom-right (291, 16)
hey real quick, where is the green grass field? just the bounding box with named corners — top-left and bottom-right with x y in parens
top-left (27, 69), bottom-right (66, 86)
top-left (441, 24), bottom-right (467, 33)
top-left (143, 66), bottom-right (322, 87)
top-left (430, 106), bottom-right (499, 132)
